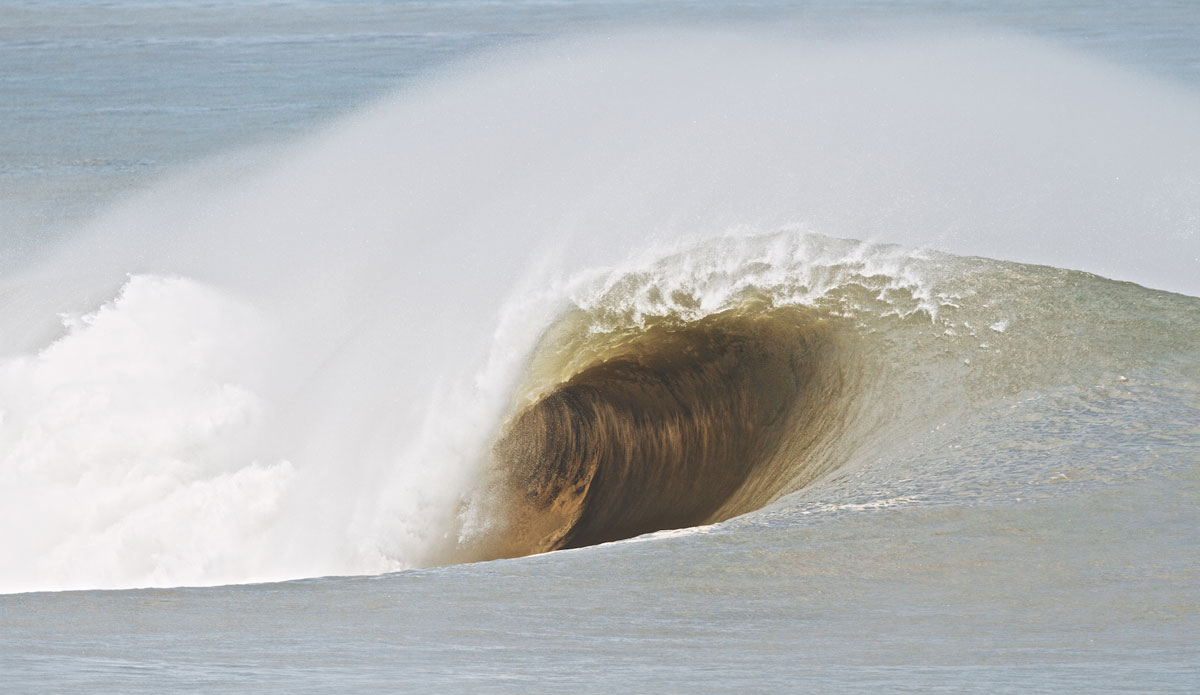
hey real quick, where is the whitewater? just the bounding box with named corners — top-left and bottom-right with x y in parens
top-left (2, 1), bottom-right (1198, 692)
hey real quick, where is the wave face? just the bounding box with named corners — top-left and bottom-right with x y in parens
top-left (457, 229), bottom-right (1200, 560)
top-left (2, 32), bottom-right (1199, 593)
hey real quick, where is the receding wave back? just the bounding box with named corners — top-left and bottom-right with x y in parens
top-left (475, 305), bottom-right (852, 557)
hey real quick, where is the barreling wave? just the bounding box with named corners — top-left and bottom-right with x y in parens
top-left (5, 27), bottom-right (1200, 594)
top-left (455, 233), bottom-right (934, 560)
top-left (5, 224), bottom-right (1197, 592)
top-left (451, 228), bottom-right (1200, 562)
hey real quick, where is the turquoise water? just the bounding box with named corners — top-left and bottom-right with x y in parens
top-left (2, 1), bottom-right (1198, 691)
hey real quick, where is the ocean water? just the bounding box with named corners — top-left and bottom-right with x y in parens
top-left (2, 1), bottom-right (1199, 692)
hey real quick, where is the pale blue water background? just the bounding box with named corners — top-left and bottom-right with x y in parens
top-left (2, 1), bottom-right (1199, 692)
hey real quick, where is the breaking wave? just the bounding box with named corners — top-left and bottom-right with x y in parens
top-left (2, 31), bottom-right (1199, 593)
top-left (448, 228), bottom-right (1200, 561)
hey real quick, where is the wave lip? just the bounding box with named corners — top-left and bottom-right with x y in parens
top-left (482, 304), bottom-right (850, 557)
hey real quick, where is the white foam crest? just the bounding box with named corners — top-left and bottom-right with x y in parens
top-left (562, 230), bottom-right (946, 329)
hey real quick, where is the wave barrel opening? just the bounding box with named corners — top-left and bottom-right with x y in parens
top-left (479, 304), bottom-right (850, 558)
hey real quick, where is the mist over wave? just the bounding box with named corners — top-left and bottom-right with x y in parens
top-left (2, 32), bottom-right (1198, 593)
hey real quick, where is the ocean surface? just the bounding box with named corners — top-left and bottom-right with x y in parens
top-left (2, 1), bottom-right (1199, 692)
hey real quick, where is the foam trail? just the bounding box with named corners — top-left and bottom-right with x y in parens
top-left (2, 32), bottom-right (1198, 593)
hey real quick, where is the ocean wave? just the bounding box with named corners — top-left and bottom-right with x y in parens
top-left (3, 31), bottom-right (1198, 593)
